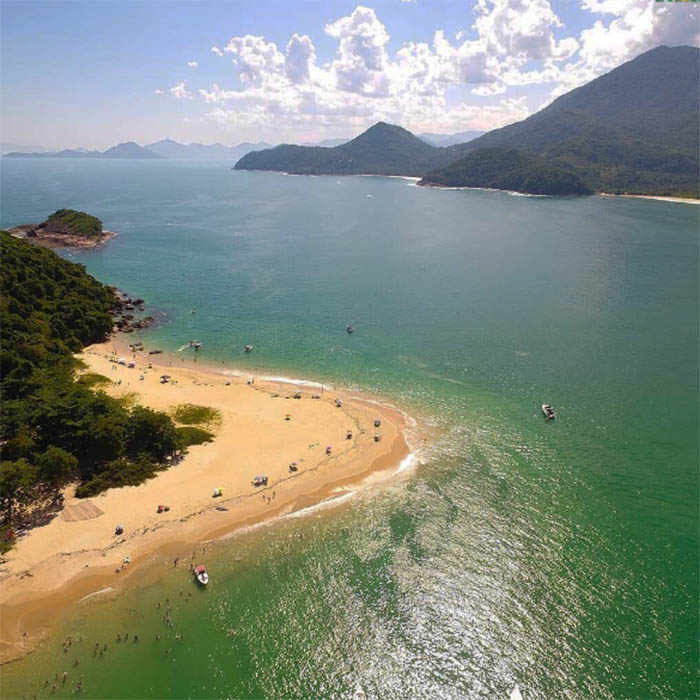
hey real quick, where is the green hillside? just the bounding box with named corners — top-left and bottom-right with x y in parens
top-left (235, 122), bottom-right (452, 176)
top-left (420, 148), bottom-right (593, 195)
top-left (448, 46), bottom-right (699, 197)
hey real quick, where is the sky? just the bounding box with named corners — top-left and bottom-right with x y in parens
top-left (1, 0), bottom-right (698, 150)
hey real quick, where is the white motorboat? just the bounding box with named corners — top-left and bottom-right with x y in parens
top-left (542, 404), bottom-right (555, 420)
top-left (193, 564), bottom-right (209, 585)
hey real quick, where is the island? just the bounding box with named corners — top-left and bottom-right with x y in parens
top-left (7, 208), bottom-right (116, 248)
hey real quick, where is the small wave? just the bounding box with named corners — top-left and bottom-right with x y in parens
top-left (396, 453), bottom-right (417, 474)
top-left (78, 586), bottom-right (114, 602)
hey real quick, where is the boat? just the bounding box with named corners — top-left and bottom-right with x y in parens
top-left (244, 345), bottom-right (253, 353)
top-left (193, 564), bottom-right (209, 586)
top-left (542, 404), bottom-right (555, 420)
top-left (346, 325), bottom-right (354, 334)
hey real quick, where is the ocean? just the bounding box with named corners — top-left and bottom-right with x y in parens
top-left (1, 159), bottom-right (698, 699)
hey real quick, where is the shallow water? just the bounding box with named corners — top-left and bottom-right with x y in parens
top-left (1, 160), bottom-right (698, 699)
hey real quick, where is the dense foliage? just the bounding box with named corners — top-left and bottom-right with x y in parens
top-left (235, 122), bottom-right (455, 177)
top-left (0, 232), bottom-right (186, 537)
top-left (420, 148), bottom-right (593, 195)
top-left (237, 47), bottom-right (699, 197)
top-left (44, 209), bottom-right (103, 238)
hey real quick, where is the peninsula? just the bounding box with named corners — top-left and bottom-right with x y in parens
top-left (7, 209), bottom-right (115, 249)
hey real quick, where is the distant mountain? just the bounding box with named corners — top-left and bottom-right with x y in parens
top-left (235, 122), bottom-right (454, 176)
top-left (0, 142), bottom-right (53, 155)
top-left (145, 139), bottom-right (273, 160)
top-left (3, 139), bottom-right (272, 161)
top-left (444, 45), bottom-right (699, 197)
top-left (419, 130), bottom-right (484, 147)
top-left (102, 141), bottom-right (162, 159)
top-left (420, 148), bottom-right (592, 195)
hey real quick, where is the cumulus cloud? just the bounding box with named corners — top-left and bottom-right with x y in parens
top-left (474, 0), bottom-right (578, 61)
top-left (154, 88), bottom-right (164, 95)
top-left (176, 1), bottom-right (697, 138)
top-left (170, 81), bottom-right (192, 99)
top-left (285, 33), bottom-right (316, 83)
top-left (187, 60), bottom-right (199, 68)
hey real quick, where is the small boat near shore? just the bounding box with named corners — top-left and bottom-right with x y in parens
top-left (542, 404), bottom-right (555, 420)
top-left (346, 324), bottom-right (354, 334)
top-left (245, 344), bottom-right (253, 353)
top-left (193, 564), bottom-right (209, 586)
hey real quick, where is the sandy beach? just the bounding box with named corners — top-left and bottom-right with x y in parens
top-left (599, 193), bottom-right (700, 205)
top-left (0, 339), bottom-right (418, 664)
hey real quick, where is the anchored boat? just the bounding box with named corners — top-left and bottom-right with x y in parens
top-left (193, 564), bottom-right (209, 586)
top-left (542, 404), bottom-right (555, 420)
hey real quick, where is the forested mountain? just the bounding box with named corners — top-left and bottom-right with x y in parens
top-left (420, 148), bottom-right (593, 195)
top-left (234, 122), bottom-right (455, 176)
top-left (444, 45), bottom-right (699, 196)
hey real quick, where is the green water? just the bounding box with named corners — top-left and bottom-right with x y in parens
top-left (1, 160), bottom-right (698, 699)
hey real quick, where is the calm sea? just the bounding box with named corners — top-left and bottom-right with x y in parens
top-left (1, 160), bottom-right (698, 699)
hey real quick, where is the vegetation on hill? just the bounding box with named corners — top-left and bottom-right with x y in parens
top-left (419, 148), bottom-right (593, 195)
top-left (44, 209), bottom-right (103, 238)
top-left (0, 232), bottom-right (199, 546)
top-left (235, 122), bottom-right (454, 176)
top-left (448, 46), bottom-right (699, 197)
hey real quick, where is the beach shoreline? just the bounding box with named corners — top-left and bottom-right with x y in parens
top-left (0, 339), bottom-right (424, 665)
top-left (599, 193), bottom-right (700, 205)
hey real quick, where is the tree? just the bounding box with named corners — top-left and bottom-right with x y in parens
top-left (36, 447), bottom-right (78, 488)
top-left (0, 459), bottom-right (38, 524)
top-left (127, 406), bottom-right (178, 461)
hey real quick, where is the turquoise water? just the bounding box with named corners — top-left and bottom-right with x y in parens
top-left (1, 160), bottom-right (698, 699)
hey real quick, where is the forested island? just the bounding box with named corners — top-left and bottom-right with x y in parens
top-left (0, 232), bottom-right (210, 551)
top-left (7, 208), bottom-right (115, 249)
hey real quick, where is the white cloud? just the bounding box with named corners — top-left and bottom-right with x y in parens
top-left (222, 34), bottom-right (284, 85)
top-left (187, 60), bottom-right (199, 68)
top-left (180, 1), bottom-right (698, 140)
top-left (325, 6), bottom-right (391, 94)
top-left (154, 88), bottom-right (164, 95)
top-left (285, 33), bottom-right (316, 84)
top-left (170, 81), bottom-right (192, 99)
top-left (473, 0), bottom-right (578, 62)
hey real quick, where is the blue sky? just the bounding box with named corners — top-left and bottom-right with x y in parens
top-left (1, 0), bottom-right (698, 149)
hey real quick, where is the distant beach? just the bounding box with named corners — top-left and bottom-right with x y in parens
top-left (0, 338), bottom-right (418, 664)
